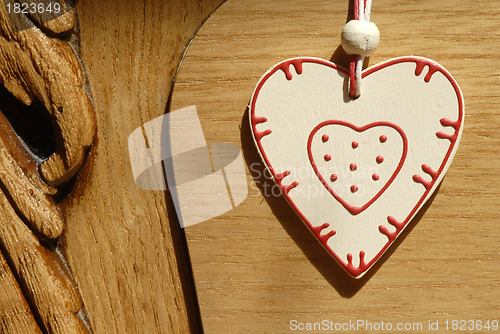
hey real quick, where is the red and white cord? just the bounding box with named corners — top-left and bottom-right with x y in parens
top-left (348, 0), bottom-right (374, 98)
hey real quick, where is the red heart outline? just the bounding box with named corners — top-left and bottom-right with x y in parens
top-left (307, 120), bottom-right (408, 215)
top-left (250, 56), bottom-right (464, 277)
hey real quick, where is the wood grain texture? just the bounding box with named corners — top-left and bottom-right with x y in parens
top-left (171, 0), bottom-right (500, 332)
top-left (59, 1), bottom-right (224, 333)
top-left (5, 0), bottom-right (496, 332)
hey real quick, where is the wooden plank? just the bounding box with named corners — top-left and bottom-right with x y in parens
top-left (58, 1), bottom-right (224, 333)
top-left (170, 0), bottom-right (500, 332)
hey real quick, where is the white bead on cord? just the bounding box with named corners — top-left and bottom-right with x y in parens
top-left (340, 0), bottom-right (378, 97)
top-left (341, 20), bottom-right (380, 57)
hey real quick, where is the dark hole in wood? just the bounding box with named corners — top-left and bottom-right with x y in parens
top-left (0, 84), bottom-right (56, 161)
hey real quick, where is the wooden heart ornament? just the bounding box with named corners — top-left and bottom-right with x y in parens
top-left (249, 56), bottom-right (464, 278)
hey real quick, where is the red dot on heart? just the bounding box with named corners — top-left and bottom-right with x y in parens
top-left (372, 174), bottom-right (380, 181)
top-left (350, 185), bottom-right (358, 193)
top-left (376, 156), bottom-right (384, 164)
top-left (324, 154), bottom-right (332, 161)
top-left (350, 163), bottom-right (357, 171)
top-left (351, 141), bottom-right (359, 149)
top-left (379, 135), bottom-right (387, 143)
top-left (322, 134), bottom-right (329, 143)
top-left (330, 174), bottom-right (338, 182)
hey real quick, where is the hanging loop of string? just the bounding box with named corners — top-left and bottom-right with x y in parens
top-left (341, 0), bottom-right (378, 98)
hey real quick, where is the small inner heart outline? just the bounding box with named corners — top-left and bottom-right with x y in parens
top-left (307, 120), bottom-right (408, 215)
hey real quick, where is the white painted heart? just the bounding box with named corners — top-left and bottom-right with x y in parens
top-left (250, 56), bottom-right (464, 278)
